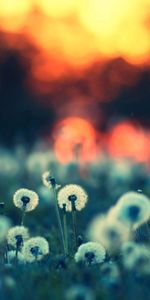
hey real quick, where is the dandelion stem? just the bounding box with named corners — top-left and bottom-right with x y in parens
top-left (21, 208), bottom-right (26, 226)
top-left (71, 202), bottom-right (78, 251)
top-left (15, 247), bottom-right (19, 265)
top-left (5, 243), bottom-right (9, 264)
top-left (53, 188), bottom-right (66, 256)
top-left (63, 205), bottom-right (69, 256)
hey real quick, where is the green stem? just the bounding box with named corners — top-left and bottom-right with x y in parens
top-left (5, 243), bottom-right (9, 264)
top-left (63, 206), bottom-right (69, 256)
top-left (15, 247), bottom-right (19, 265)
top-left (71, 202), bottom-right (78, 251)
top-left (21, 208), bottom-right (26, 226)
top-left (53, 188), bottom-right (66, 256)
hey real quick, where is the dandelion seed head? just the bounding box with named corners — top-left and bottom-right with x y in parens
top-left (114, 192), bottom-right (150, 228)
top-left (0, 216), bottom-right (12, 242)
top-left (122, 243), bottom-right (150, 273)
top-left (7, 226), bottom-right (29, 248)
top-left (42, 171), bottom-right (61, 190)
top-left (13, 188), bottom-right (39, 212)
top-left (75, 242), bottom-right (106, 265)
top-left (87, 215), bottom-right (130, 254)
top-left (22, 237), bottom-right (49, 262)
top-left (100, 262), bottom-right (120, 287)
top-left (58, 184), bottom-right (88, 212)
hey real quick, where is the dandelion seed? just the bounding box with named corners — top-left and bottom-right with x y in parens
top-left (57, 184), bottom-right (88, 212)
top-left (0, 216), bottom-right (12, 243)
top-left (42, 171), bottom-right (61, 189)
top-left (113, 192), bottom-right (150, 229)
top-left (22, 237), bottom-right (49, 262)
top-left (87, 215), bottom-right (130, 254)
top-left (13, 188), bottom-right (39, 212)
top-left (75, 242), bottom-right (106, 265)
top-left (7, 226), bottom-right (29, 249)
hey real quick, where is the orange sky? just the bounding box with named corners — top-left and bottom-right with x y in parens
top-left (0, 0), bottom-right (150, 81)
top-left (0, 1), bottom-right (150, 163)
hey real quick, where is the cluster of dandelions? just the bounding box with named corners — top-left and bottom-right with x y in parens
top-left (6, 225), bottom-right (49, 264)
top-left (42, 171), bottom-right (88, 256)
top-left (80, 191), bottom-right (150, 275)
top-left (1, 187), bottom-right (49, 265)
top-left (1, 168), bottom-right (150, 281)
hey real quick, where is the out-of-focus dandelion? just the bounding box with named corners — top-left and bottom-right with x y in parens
top-left (22, 237), bottom-right (49, 262)
top-left (108, 158), bottom-right (132, 197)
top-left (0, 150), bottom-right (20, 178)
top-left (42, 171), bottom-right (66, 256)
top-left (0, 216), bottom-right (12, 243)
top-left (122, 243), bottom-right (150, 274)
top-left (3, 276), bottom-right (16, 290)
top-left (87, 215), bottom-right (130, 254)
top-left (13, 188), bottom-right (39, 225)
top-left (26, 151), bottom-right (51, 177)
top-left (112, 192), bottom-right (150, 229)
top-left (65, 285), bottom-right (95, 300)
top-left (100, 262), bottom-right (120, 287)
top-left (7, 226), bottom-right (29, 262)
top-left (58, 184), bottom-right (88, 251)
top-left (121, 241), bottom-right (139, 257)
top-left (75, 242), bottom-right (106, 265)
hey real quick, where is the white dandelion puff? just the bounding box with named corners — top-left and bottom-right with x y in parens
top-left (7, 226), bottom-right (29, 248)
top-left (100, 262), bottom-right (120, 286)
top-left (75, 242), bottom-right (106, 265)
top-left (0, 216), bottom-right (12, 243)
top-left (113, 192), bottom-right (150, 229)
top-left (121, 241), bottom-right (139, 257)
top-left (42, 171), bottom-right (61, 189)
top-left (87, 215), bottom-right (130, 254)
top-left (13, 188), bottom-right (39, 212)
top-left (22, 237), bottom-right (49, 262)
top-left (122, 243), bottom-right (150, 273)
top-left (57, 184), bottom-right (88, 212)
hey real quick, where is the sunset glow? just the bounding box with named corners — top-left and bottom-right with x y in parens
top-left (108, 122), bottom-right (150, 163)
top-left (53, 117), bottom-right (99, 164)
top-left (0, 0), bottom-right (149, 80)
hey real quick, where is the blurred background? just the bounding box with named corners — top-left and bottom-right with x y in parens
top-left (0, 1), bottom-right (150, 186)
top-left (0, 4), bottom-right (150, 299)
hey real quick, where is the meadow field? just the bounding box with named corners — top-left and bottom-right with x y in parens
top-left (0, 146), bottom-right (150, 300)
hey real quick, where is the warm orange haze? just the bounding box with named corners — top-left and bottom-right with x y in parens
top-left (53, 117), bottom-right (150, 164)
top-left (0, 0), bottom-right (150, 80)
top-left (0, 0), bottom-right (150, 163)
